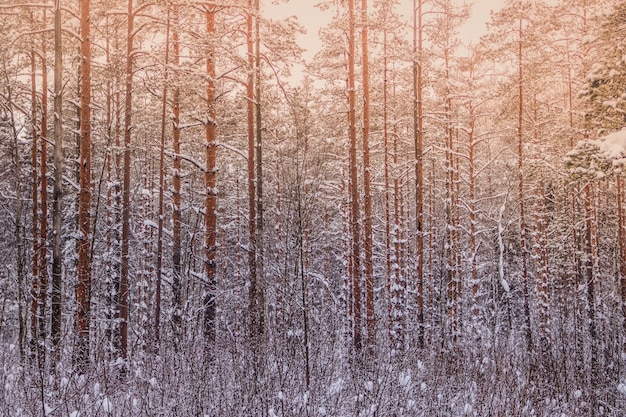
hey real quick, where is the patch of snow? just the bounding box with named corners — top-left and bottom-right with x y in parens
top-left (581, 34), bottom-right (596, 44)
top-left (603, 99), bottom-right (618, 108)
top-left (398, 371), bottom-right (411, 387)
top-left (101, 397), bottom-right (113, 413)
top-left (329, 379), bottom-right (344, 395)
top-left (593, 128), bottom-right (626, 160)
top-left (112, 357), bottom-right (125, 367)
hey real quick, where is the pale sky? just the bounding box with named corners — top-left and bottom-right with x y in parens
top-left (263, 0), bottom-right (505, 63)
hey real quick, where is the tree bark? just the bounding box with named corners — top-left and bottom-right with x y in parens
top-left (347, 0), bottom-right (362, 354)
top-left (50, 0), bottom-right (64, 364)
top-left (584, 183), bottom-right (598, 389)
top-left (38, 20), bottom-right (49, 365)
top-left (533, 182), bottom-right (551, 354)
top-left (468, 101), bottom-right (479, 333)
top-left (155, 4), bottom-right (171, 349)
top-left (120, 0), bottom-right (134, 363)
top-left (29, 39), bottom-right (39, 364)
top-left (254, 0), bottom-right (265, 339)
top-left (517, 11), bottom-right (533, 355)
top-left (246, 0), bottom-right (258, 339)
top-left (204, 3), bottom-right (217, 344)
top-left (413, 0), bottom-right (425, 349)
top-left (382, 23), bottom-right (392, 343)
top-left (76, 0), bottom-right (92, 370)
top-left (618, 175), bottom-right (626, 359)
top-left (171, 3), bottom-right (182, 334)
top-left (361, 0), bottom-right (374, 350)
top-left (391, 124), bottom-right (403, 350)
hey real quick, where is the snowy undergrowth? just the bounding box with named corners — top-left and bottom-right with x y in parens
top-left (2, 332), bottom-right (626, 417)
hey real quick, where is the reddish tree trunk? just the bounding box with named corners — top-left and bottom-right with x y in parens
top-left (347, 0), bottom-right (362, 354)
top-left (533, 182), bottom-right (551, 353)
top-left (155, 4), bottom-right (171, 348)
top-left (50, 0), bottom-right (64, 362)
top-left (254, 0), bottom-right (265, 338)
top-left (39, 23), bottom-right (49, 354)
top-left (120, 0), bottom-right (134, 363)
top-left (76, 0), bottom-right (92, 369)
top-left (204, 4), bottom-right (217, 343)
top-left (518, 13), bottom-right (533, 354)
top-left (29, 40), bottom-right (39, 362)
top-left (171, 4), bottom-right (182, 332)
top-left (413, 0), bottom-right (425, 349)
top-left (246, 0), bottom-right (258, 337)
top-left (361, 0), bottom-right (374, 350)
top-left (382, 27), bottom-right (392, 341)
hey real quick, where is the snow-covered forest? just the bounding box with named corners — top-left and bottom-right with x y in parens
top-left (2, 0), bottom-right (626, 415)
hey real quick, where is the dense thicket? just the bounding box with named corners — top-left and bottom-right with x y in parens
top-left (2, 0), bottom-right (626, 415)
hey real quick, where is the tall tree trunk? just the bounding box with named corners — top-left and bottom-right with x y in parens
top-left (533, 182), bottom-right (551, 355)
top-left (76, 0), bottom-right (92, 370)
top-left (103, 14), bottom-right (115, 360)
top-left (413, 0), bottom-right (425, 349)
top-left (112, 66), bottom-right (122, 356)
top-left (347, 0), bottom-right (362, 354)
top-left (38, 18), bottom-right (49, 365)
top-left (454, 137), bottom-right (461, 340)
top-left (443, 38), bottom-right (458, 344)
top-left (50, 0), bottom-right (64, 364)
top-left (391, 123), bottom-right (403, 351)
top-left (517, 11), bottom-right (533, 355)
top-left (254, 0), bottom-right (265, 339)
top-left (428, 158), bottom-right (435, 343)
top-left (110, 65), bottom-right (123, 357)
top-left (468, 103), bottom-right (479, 334)
top-left (120, 0), bottom-right (134, 364)
top-left (361, 0), bottom-right (374, 350)
top-left (445, 119), bottom-right (456, 342)
top-left (29, 39), bottom-right (40, 363)
top-left (584, 183), bottom-right (598, 389)
top-left (296, 183), bottom-right (310, 388)
top-left (246, 0), bottom-right (258, 338)
top-left (618, 175), bottom-right (626, 359)
top-left (204, 3), bottom-right (217, 343)
top-left (155, 4), bottom-right (171, 348)
top-left (171, 3), bottom-right (182, 334)
top-left (382, 26), bottom-right (392, 341)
